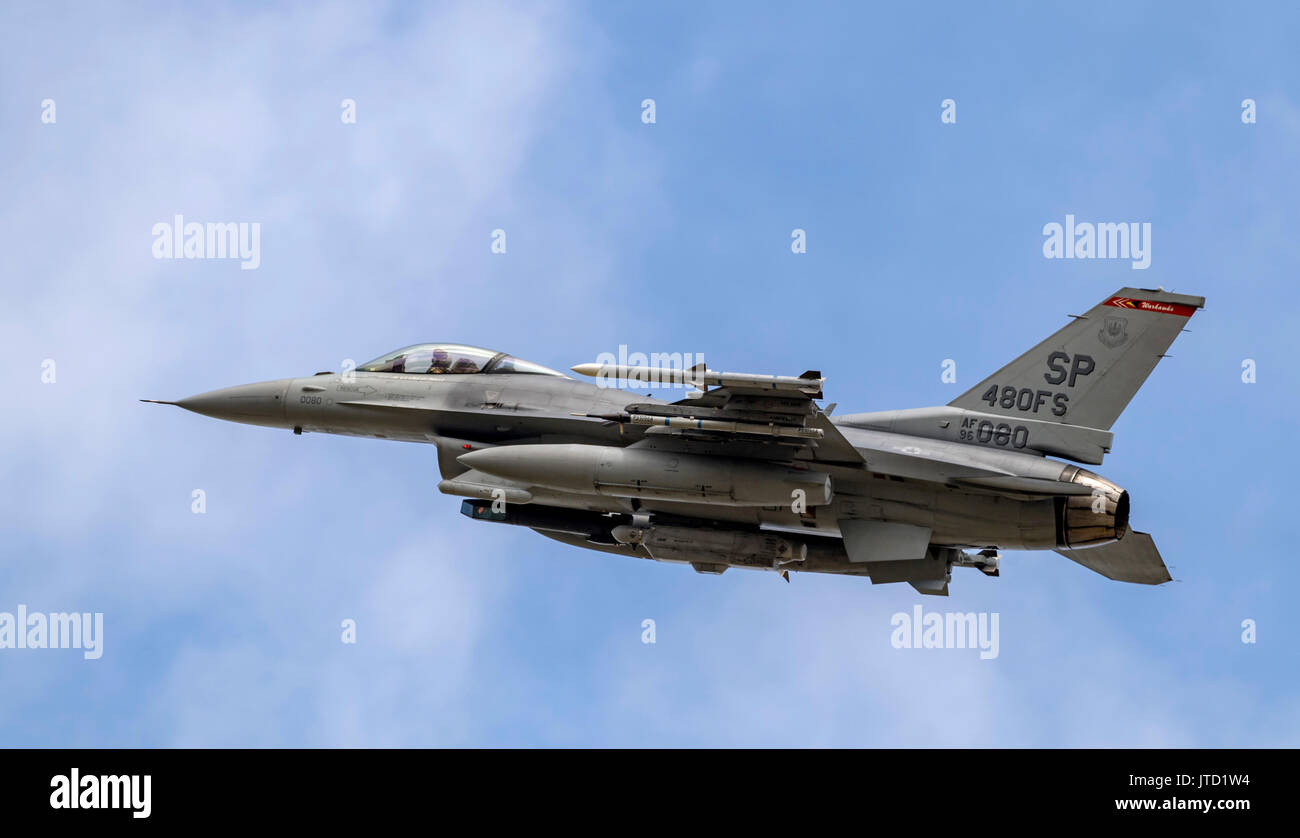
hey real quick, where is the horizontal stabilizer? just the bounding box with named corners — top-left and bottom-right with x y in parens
top-left (1054, 529), bottom-right (1171, 584)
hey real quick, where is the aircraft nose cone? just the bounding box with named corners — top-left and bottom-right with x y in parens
top-left (176, 380), bottom-right (290, 426)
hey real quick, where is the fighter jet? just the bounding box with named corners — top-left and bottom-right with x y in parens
top-left (144, 287), bottom-right (1203, 595)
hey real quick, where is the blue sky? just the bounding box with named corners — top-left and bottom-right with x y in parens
top-left (1, 1), bottom-right (1296, 746)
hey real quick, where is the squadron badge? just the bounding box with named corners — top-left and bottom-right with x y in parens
top-left (1099, 315), bottom-right (1128, 348)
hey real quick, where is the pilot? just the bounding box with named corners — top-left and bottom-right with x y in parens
top-left (450, 356), bottom-right (479, 374)
top-left (428, 348), bottom-right (451, 373)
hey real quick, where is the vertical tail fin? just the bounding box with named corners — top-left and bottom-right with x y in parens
top-left (948, 287), bottom-right (1205, 431)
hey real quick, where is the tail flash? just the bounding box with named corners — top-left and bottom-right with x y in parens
top-left (949, 287), bottom-right (1204, 431)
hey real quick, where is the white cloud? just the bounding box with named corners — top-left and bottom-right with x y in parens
top-left (0, 0), bottom-right (665, 746)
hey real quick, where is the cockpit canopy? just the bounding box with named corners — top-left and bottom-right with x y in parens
top-left (356, 344), bottom-right (567, 377)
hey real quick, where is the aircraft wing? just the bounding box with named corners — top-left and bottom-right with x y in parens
top-left (1054, 529), bottom-right (1171, 584)
top-left (570, 362), bottom-right (865, 465)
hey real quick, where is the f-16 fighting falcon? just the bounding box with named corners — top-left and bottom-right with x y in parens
top-left (144, 287), bottom-right (1203, 595)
